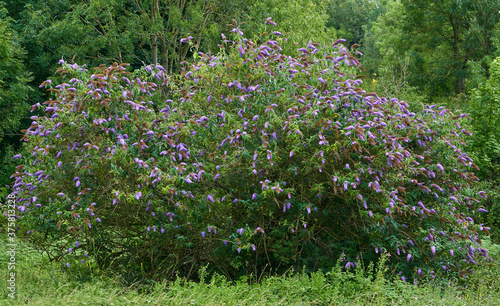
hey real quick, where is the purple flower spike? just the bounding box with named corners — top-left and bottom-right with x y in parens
top-left (237, 248), bottom-right (241, 253)
top-left (13, 154), bottom-right (22, 159)
top-left (252, 193), bottom-right (257, 200)
top-left (251, 244), bottom-right (256, 251)
top-left (66, 263), bottom-right (70, 268)
top-left (418, 268), bottom-right (422, 276)
top-left (407, 254), bottom-right (412, 262)
top-left (431, 246), bottom-right (436, 255)
top-left (135, 192), bottom-right (142, 200)
top-left (207, 195), bottom-right (214, 203)
top-left (265, 17), bottom-right (277, 26)
top-left (223, 240), bottom-right (228, 245)
top-left (201, 232), bottom-right (205, 238)
top-left (273, 31), bottom-right (283, 36)
top-left (76, 181), bottom-right (81, 187)
top-left (478, 208), bottom-right (488, 213)
top-left (252, 115), bottom-right (259, 121)
top-left (450, 250), bottom-right (454, 256)
top-left (346, 164), bottom-right (350, 169)
top-left (237, 228), bottom-right (244, 235)
top-left (68, 248), bottom-right (73, 253)
top-left (401, 276), bottom-right (406, 282)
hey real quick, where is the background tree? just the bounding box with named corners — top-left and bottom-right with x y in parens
top-left (0, 2), bottom-right (33, 193)
top-left (401, 0), bottom-right (500, 96)
top-left (325, 0), bottom-right (381, 48)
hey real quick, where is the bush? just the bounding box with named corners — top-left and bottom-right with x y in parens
top-left (7, 21), bottom-right (491, 282)
top-left (467, 56), bottom-right (500, 179)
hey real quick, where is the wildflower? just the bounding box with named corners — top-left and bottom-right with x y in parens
top-left (273, 31), bottom-right (283, 36)
top-left (265, 17), bottom-right (277, 26)
top-left (207, 195), bottom-right (214, 203)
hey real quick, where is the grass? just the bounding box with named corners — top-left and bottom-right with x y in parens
top-left (1, 235), bottom-right (500, 305)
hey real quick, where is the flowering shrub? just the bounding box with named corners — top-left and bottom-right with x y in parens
top-left (8, 21), bottom-right (491, 281)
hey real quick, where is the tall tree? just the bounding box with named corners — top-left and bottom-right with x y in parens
top-left (0, 2), bottom-right (33, 189)
top-left (401, 0), bottom-right (500, 95)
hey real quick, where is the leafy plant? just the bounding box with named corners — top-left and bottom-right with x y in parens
top-left (7, 20), bottom-right (491, 282)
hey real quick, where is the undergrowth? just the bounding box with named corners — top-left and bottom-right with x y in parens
top-left (1, 236), bottom-right (500, 305)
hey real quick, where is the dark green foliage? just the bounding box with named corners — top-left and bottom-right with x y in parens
top-left (0, 2), bottom-right (33, 189)
top-left (401, 0), bottom-right (500, 96)
top-left (467, 56), bottom-right (500, 243)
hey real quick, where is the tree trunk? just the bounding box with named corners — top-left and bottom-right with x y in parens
top-left (450, 16), bottom-right (465, 95)
top-left (151, 0), bottom-right (160, 65)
